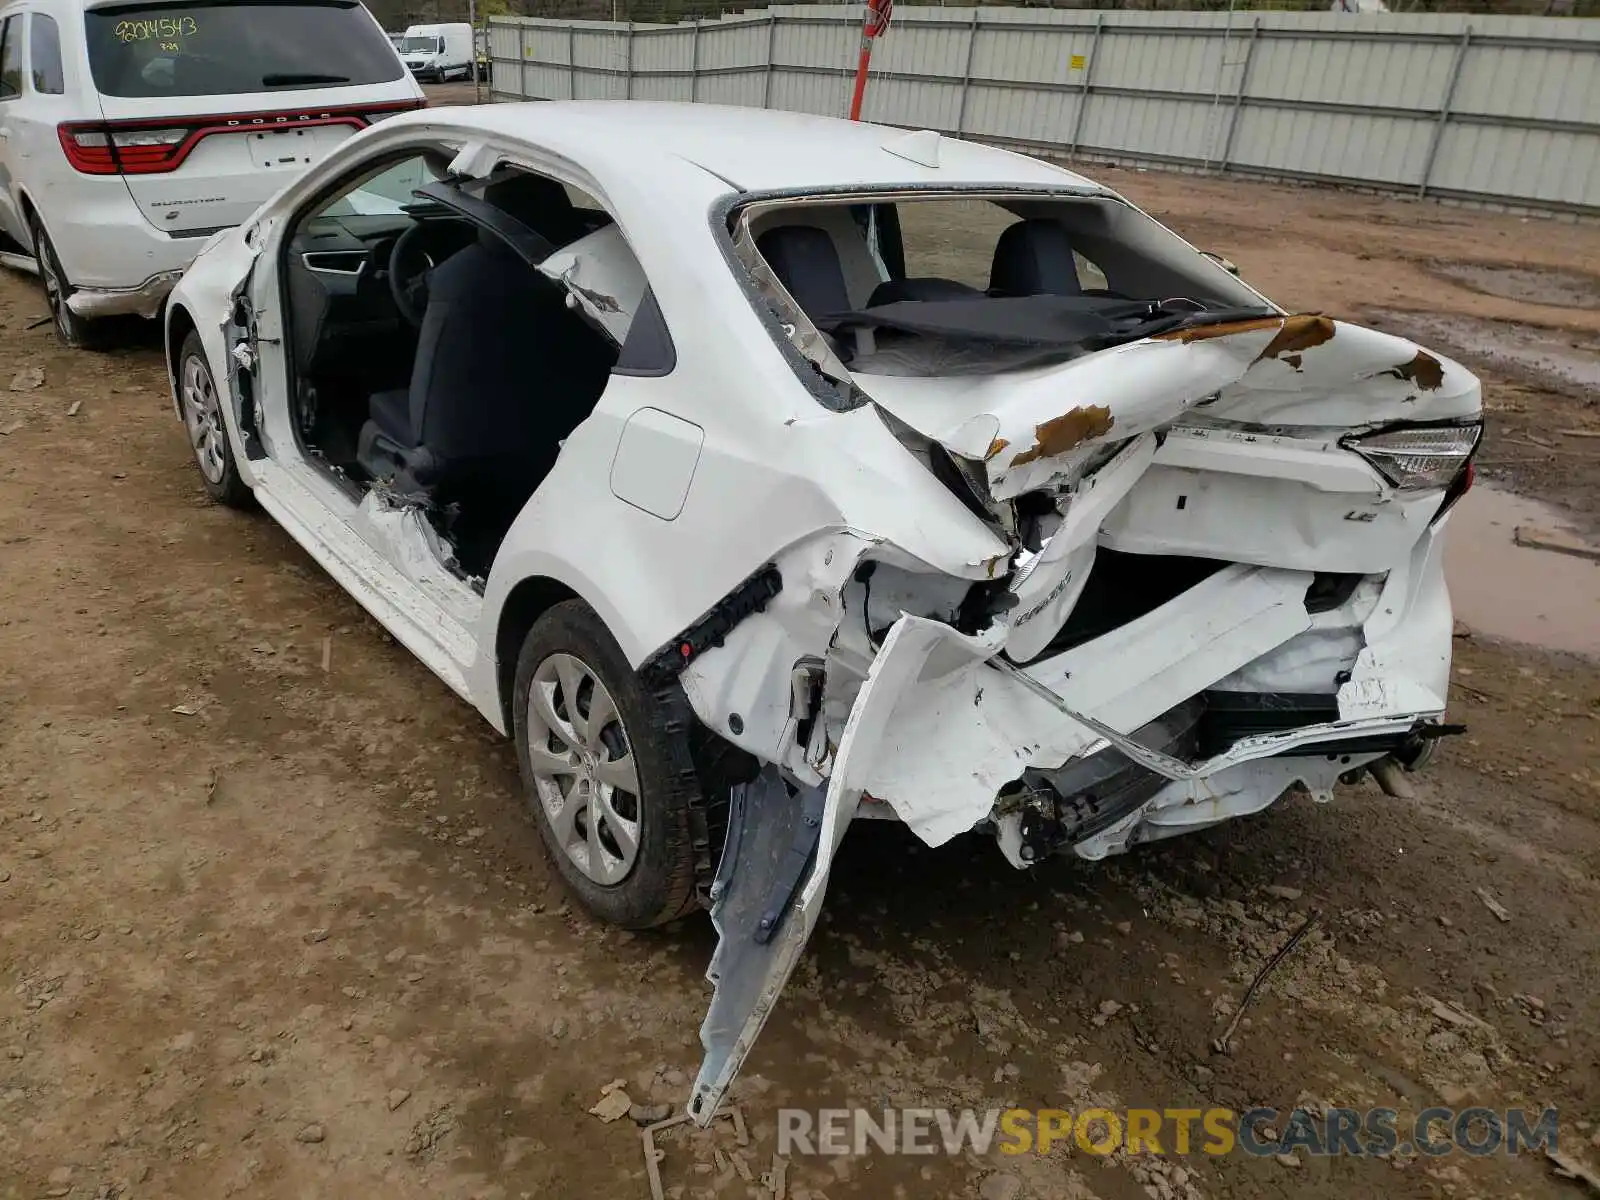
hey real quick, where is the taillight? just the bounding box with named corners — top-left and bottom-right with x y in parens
top-left (1341, 421), bottom-right (1483, 492)
top-left (58, 124), bottom-right (118, 174)
top-left (60, 121), bottom-right (193, 174)
top-left (365, 99), bottom-right (427, 123)
top-left (1432, 458), bottom-right (1476, 524)
top-left (55, 101), bottom-right (423, 177)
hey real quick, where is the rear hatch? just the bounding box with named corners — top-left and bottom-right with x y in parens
top-left (78, 0), bottom-right (421, 236)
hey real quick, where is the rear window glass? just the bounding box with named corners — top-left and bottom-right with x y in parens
top-left (85, 1), bottom-right (405, 98)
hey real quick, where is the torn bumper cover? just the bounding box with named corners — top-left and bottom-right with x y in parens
top-left (67, 269), bottom-right (186, 320)
top-left (684, 311), bottom-right (1474, 1123)
top-left (690, 524), bottom-right (1454, 1121)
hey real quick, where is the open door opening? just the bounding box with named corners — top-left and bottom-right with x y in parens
top-left (278, 157), bottom-right (636, 581)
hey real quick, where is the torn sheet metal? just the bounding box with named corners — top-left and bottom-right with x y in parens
top-left (1070, 755), bottom-right (1359, 861)
top-left (997, 431), bottom-right (1156, 663)
top-left (688, 570), bottom-right (1444, 1116)
top-left (688, 614), bottom-right (999, 1124)
top-left (852, 565), bottom-right (1313, 846)
top-left (852, 316), bottom-right (1481, 502)
top-left (354, 490), bottom-right (480, 626)
top-left (537, 223), bottom-right (646, 345)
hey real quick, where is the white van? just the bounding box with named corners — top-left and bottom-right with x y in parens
top-left (0, 0), bottom-right (425, 346)
top-left (397, 22), bottom-right (472, 83)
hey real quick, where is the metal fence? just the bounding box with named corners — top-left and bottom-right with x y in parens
top-left (487, 6), bottom-right (1600, 214)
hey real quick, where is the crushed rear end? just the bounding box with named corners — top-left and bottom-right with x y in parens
top-left (669, 184), bottom-right (1482, 1122)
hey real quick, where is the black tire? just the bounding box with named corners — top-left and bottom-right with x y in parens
top-left (512, 600), bottom-right (707, 929)
top-left (176, 331), bottom-right (253, 509)
top-left (30, 216), bottom-right (99, 350)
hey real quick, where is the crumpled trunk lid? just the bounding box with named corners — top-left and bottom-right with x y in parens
top-left (854, 314), bottom-right (1480, 502)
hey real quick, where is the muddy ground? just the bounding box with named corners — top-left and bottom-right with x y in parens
top-left (2, 116), bottom-right (1599, 1200)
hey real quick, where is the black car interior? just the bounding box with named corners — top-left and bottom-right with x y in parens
top-left (754, 210), bottom-right (1113, 327)
top-left (282, 162), bottom-right (618, 579)
top-left (753, 201), bottom-right (1267, 368)
top-left (754, 210), bottom-right (1135, 365)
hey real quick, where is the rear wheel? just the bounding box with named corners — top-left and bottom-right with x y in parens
top-left (177, 331), bottom-right (252, 508)
top-left (30, 216), bottom-right (98, 350)
top-left (512, 600), bottom-right (707, 928)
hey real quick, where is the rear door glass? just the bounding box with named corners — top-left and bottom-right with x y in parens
top-left (85, 1), bottom-right (405, 98)
top-left (31, 14), bottom-right (65, 94)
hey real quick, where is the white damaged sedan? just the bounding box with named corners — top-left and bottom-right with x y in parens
top-left (163, 101), bottom-right (1481, 1123)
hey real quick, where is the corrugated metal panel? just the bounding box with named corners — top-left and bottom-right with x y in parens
top-left (489, 8), bottom-right (1600, 214)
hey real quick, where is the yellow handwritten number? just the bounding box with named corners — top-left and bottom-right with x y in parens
top-left (114, 15), bottom-right (198, 43)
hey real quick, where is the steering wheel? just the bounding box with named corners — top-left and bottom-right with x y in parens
top-left (388, 221), bottom-right (437, 327)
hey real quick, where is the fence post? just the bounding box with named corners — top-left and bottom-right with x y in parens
top-left (1217, 18), bottom-right (1261, 173)
top-left (516, 23), bottom-right (527, 99)
top-left (762, 9), bottom-right (778, 109)
top-left (954, 6), bottom-right (981, 137)
top-left (1419, 25), bottom-right (1472, 199)
top-left (1068, 14), bottom-right (1103, 159)
top-left (568, 24), bottom-right (577, 99)
top-left (624, 20), bottom-right (634, 100)
top-left (689, 19), bottom-right (701, 104)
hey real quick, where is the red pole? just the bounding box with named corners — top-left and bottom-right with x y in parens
top-left (847, 33), bottom-right (873, 121)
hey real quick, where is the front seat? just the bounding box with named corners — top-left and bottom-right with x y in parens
top-left (989, 218), bottom-right (1083, 297)
top-left (357, 181), bottom-right (612, 499)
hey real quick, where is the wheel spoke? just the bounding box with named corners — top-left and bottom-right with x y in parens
top-left (581, 681), bottom-right (618, 748)
top-left (546, 782), bottom-right (582, 848)
top-left (585, 796), bottom-right (613, 880)
top-left (594, 750), bottom-right (636, 794)
top-left (528, 680), bottom-right (579, 752)
top-left (553, 656), bottom-right (589, 744)
top-left (597, 805), bottom-right (638, 878)
top-left (525, 741), bottom-right (579, 780)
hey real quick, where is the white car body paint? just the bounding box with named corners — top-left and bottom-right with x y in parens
top-left (160, 102), bottom-right (1481, 1127)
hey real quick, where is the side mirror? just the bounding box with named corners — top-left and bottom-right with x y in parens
top-left (1202, 250), bottom-right (1241, 277)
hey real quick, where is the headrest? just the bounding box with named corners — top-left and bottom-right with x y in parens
top-left (989, 219), bottom-right (1083, 297)
top-left (756, 225), bottom-right (851, 321)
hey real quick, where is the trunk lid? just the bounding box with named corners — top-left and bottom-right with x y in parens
top-left (855, 314), bottom-right (1480, 502)
top-left (853, 314), bottom-right (1481, 662)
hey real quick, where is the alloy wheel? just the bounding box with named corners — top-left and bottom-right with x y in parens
top-left (524, 652), bottom-right (642, 885)
top-left (180, 352), bottom-right (227, 485)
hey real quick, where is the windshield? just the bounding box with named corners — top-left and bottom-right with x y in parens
top-left (85, 1), bottom-right (405, 97)
top-left (398, 35), bottom-right (441, 54)
top-left (738, 193), bottom-right (1276, 380)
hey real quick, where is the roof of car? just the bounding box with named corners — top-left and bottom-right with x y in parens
top-left (420, 101), bottom-right (1104, 197)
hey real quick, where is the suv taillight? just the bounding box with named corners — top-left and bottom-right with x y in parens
top-left (58, 124), bottom-right (119, 174)
top-left (57, 101), bottom-right (424, 176)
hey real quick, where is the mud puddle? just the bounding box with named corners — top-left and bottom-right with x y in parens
top-left (1444, 483), bottom-right (1600, 657)
top-left (1367, 308), bottom-right (1600, 395)
top-left (1428, 261), bottom-right (1599, 310)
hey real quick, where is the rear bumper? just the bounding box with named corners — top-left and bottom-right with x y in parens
top-left (41, 183), bottom-right (217, 300)
top-left (67, 269), bottom-right (186, 319)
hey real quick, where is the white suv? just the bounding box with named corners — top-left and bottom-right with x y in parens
top-left (0, 0), bottom-right (424, 346)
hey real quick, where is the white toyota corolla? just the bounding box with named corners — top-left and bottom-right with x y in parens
top-left (163, 100), bottom-right (1482, 1123)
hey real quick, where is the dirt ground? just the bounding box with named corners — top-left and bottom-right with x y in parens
top-left (2, 122), bottom-right (1599, 1200)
